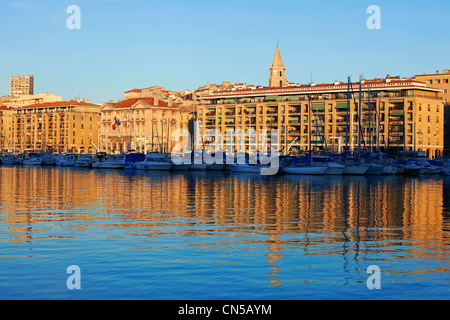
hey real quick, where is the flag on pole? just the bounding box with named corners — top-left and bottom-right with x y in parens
top-left (112, 116), bottom-right (121, 130)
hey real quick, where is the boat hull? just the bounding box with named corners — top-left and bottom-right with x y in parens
top-left (170, 164), bottom-right (191, 171)
top-left (189, 163), bottom-right (208, 171)
top-left (74, 161), bottom-right (92, 167)
top-left (283, 166), bottom-right (328, 175)
top-left (324, 166), bottom-right (345, 175)
top-left (206, 163), bottom-right (225, 170)
top-left (228, 164), bottom-right (261, 173)
top-left (343, 165), bottom-right (370, 175)
top-left (23, 159), bottom-right (42, 166)
top-left (92, 162), bottom-right (124, 169)
top-left (365, 165), bottom-right (384, 175)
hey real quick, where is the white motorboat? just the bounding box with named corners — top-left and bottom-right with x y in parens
top-left (134, 153), bottom-right (172, 171)
top-left (167, 155), bottom-right (192, 171)
top-left (1, 154), bottom-right (17, 165)
top-left (74, 154), bottom-right (95, 167)
top-left (187, 152), bottom-right (208, 171)
top-left (56, 154), bottom-right (78, 166)
top-left (228, 162), bottom-right (262, 173)
top-left (92, 154), bottom-right (127, 169)
top-left (41, 154), bottom-right (56, 165)
top-left (23, 156), bottom-right (42, 166)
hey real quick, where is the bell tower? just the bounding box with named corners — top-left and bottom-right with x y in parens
top-left (269, 44), bottom-right (288, 87)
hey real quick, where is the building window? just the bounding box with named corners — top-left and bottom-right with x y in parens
top-left (427, 80), bottom-right (433, 84)
top-left (436, 79), bottom-right (441, 84)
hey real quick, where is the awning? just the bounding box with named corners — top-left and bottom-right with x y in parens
top-left (389, 112), bottom-right (404, 116)
top-left (335, 103), bottom-right (349, 109)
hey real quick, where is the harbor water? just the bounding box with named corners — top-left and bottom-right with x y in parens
top-left (0, 166), bottom-right (449, 299)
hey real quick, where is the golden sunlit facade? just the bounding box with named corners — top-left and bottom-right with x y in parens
top-left (198, 79), bottom-right (444, 158)
top-left (99, 97), bottom-right (191, 154)
top-left (197, 45), bottom-right (444, 158)
top-left (0, 100), bottom-right (101, 153)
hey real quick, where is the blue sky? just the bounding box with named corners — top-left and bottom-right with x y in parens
top-left (1, 0), bottom-right (449, 104)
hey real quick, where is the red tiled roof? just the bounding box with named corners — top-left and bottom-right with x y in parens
top-left (124, 89), bottom-right (143, 93)
top-left (19, 100), bottom-right (100, 109)
top-left (0, 105), bottom-right (10, 111)
top-left (111, 97), bottom-right (179, 109)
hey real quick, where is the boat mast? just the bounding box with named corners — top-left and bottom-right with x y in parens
top-left (368, 83), bottom-right (371, 154)
top-left (308, 94), bottom-right (312, 157)
top-left (357, 75), bottom-right (362, 159)
top-left (346, 77), bottom-right (350, 153)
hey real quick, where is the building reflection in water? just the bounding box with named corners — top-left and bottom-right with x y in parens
top-left (0, 167), bottom-right (449, 286)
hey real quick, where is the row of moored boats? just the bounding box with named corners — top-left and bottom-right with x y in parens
top-left (0, 152), bottom-right (449, 176)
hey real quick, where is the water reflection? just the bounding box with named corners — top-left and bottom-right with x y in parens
top-left (0, 166), bottom-right (449, 298)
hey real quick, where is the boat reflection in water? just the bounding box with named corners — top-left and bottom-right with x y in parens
top-left (0, 166), bottom-right (449, 299)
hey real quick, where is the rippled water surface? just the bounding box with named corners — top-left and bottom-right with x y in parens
top-left (0, 166), bottom-right (449, 299)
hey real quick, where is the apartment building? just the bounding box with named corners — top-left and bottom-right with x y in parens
top-left (1, 100), bottom-right (101, 153)
top-left (196, 46), bottom-right (444, 158)
top-left (10, 75), bottom-right (34, 97)
top-left (414, 70), bottom-right (450, 154)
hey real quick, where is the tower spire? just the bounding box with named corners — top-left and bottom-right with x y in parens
top-left (269, 44), bottom-right (288, 87)
top-left (271, 43), bottom-right (284, 68)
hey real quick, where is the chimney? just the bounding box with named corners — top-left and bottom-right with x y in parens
top-left (154, 97), bottom-right (159, 106)
top-left (168, 98), bottom-right (173, 107)
top-left (109, 99), bottom-right (114, 103)
top-left (437, 70), bottom-right (440, 74)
